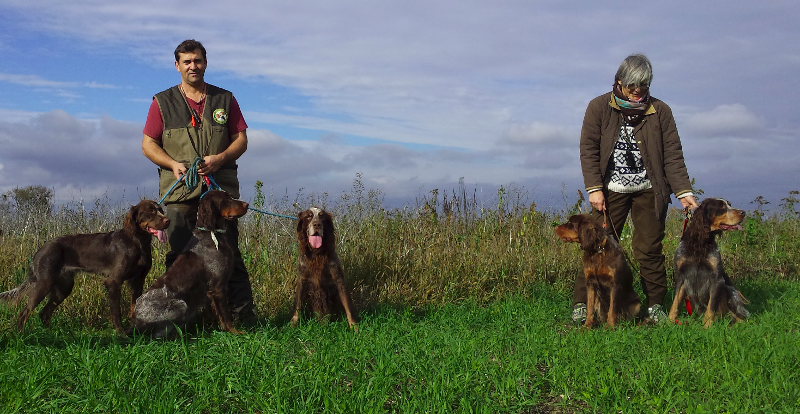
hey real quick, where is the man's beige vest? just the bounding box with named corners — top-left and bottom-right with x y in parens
top-left (154, 84), bottom-right (240, 203)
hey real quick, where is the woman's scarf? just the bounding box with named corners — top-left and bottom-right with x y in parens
top-left (612, 84), bottom-right (650, 124)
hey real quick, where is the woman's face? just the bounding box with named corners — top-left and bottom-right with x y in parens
top-left (617, 80), bottom-right (649, 101)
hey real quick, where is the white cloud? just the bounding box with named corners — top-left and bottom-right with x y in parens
top-left (0, 73), bottom-right (77, 88)
top-left (500, 122), bottom-right (576, 148)
top-left (683, 104), bottom-right (763, 138)
top-left (1, 1), bottom-right (799, 209)
top-left (83, 81), bottom-right (118, 89)
top-left (0, 110), bottom-right (150, 199)
top-left (0, 73), bottom-right (119, 98)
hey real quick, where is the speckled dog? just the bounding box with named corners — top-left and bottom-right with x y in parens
top-left (132, 191), bottom-right (248, 338)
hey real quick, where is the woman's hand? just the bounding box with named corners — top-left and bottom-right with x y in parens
top-left (589, 191), bottom-right (606, 212)
top-left (679, 195), bottom-right (699, 209)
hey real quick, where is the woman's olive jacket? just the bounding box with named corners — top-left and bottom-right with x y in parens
top-left (579, 91), bottom-right (693, 219)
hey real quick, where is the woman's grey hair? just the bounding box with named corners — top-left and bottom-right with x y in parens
top-left (615, 54), bottom-right (653, 87)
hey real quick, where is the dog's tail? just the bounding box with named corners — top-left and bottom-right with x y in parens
top-left (726, 285), bottom-right (750, 320)
top-left (0, 280), bottom-right (30, 306)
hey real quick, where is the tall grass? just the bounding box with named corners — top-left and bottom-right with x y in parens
top-left (1, 178), bottom-right (798, 329)
top-left (1, 179), bottom-right (799, 412)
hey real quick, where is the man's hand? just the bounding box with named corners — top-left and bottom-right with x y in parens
top-left (589, 191), bottom-right (606, 212)
top-left (679, 195), bottom-right (699, 210)
top-left (171, 161), bottom-right (187, 181)
top-left (143, 134), bottom-right (187, 182)
top-left (197, 154), bottom-right (225, 175)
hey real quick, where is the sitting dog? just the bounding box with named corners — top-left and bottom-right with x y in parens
top-left (290, 207), bottom-right (358, 330)
top-left (555, 214), bottom-right (641, 328)
top-left (669, 198), bottom-right (749, 328)
top-left (0, 200), bottom-right (170, 334)
top-left (131, 191), bottom-right (248, 339)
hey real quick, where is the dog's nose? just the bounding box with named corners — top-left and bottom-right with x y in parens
top-left (241, 201), bottom-right (249, 209)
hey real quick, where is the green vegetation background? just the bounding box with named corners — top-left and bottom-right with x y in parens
top-left (0, 180), bottom-right (798, 413)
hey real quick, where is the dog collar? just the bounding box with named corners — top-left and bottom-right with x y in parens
top-left (196, 227), bottom-right (226, 233)
top-left (196, 227), bottom-right (225, 250)
top-left (596, 237), bottom-right (607, 254)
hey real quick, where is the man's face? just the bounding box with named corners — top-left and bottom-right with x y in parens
top-left (175, 49), bottom-right (206, 87)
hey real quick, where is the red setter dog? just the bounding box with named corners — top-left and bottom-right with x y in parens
top-left (555, 214), bottom-right (642, 328)
top-left (290, 207), bottom-right (358, 330)
top-left (669, 198), bottom-right (749, 328)
top-left (0, 200), bottom-right (169, 334)
top-left (131, 191), bottom-right (248, 338)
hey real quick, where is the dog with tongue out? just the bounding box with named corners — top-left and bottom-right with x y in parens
top-left (290, 207), bottom-right (359, 330)
top-left (147, 227), bottom-right (168, 243)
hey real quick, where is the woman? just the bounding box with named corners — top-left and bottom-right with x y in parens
top-left (573, 54), bottom-right (699, 324)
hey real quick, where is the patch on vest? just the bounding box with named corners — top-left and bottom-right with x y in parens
top-left (213, 108), bottom-right (228, 124)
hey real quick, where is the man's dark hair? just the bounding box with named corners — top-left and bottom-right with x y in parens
top-left (174, 39), bottom-right (207, 62)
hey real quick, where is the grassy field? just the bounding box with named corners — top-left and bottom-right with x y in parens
top-left (0, 181), bottom-right (798, 413)
top-left (1, 281), bottom-right (798, 413)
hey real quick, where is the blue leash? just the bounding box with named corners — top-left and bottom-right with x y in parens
top-left (203, 175), bottom-right (296, 219)
top-left (247, 206), bottom-right (297, 220)
top-left (157, 176), bottom-right (184, 205)
top-left (158, 169), bottom-right (296, 220)
top-left (200, 174), bottom-right (223, 199)
top-left (157, 157), bottom-right (206, 205)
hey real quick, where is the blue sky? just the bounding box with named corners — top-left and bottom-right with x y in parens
top-left (1, 1), bottom-right (798, 212)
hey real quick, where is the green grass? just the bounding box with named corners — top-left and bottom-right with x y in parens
top-left (1, 281), bottom-right (798, 413)
top-left (1, 182), bottom-right (799, 412)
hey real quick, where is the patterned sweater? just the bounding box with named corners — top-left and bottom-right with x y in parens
top-left (607, 122), bottom-right (652, 193)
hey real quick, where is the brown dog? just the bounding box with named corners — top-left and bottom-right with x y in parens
top-left (290, 207), bottom-right (358, 330)
top-left (0, 200), bottom-right (170, 334)
top-left (131, 191), bottom-right (248, 339)
top-left (669, 198), bottom-right (749, 328)
top-left (555, 214), bottom-right (642, 328)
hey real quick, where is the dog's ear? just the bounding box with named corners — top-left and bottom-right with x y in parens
top-left (702, 199), bottom-right (721, 222)
top-left (297, 210), bottom-right (307, 237)
top-left (705, 199), bottom-right (730, 232)
top-left (578, 218), bottom-right (602, 251)
top-left (686, 199), bottom-right (719, 241)
top-left (321, 210), bottom-right (336, 244)
top-left (197, 196), bottom-right (217, 230)
top-left (124, 204), bottom-right (138, 232)
top-left (577, 224), bottom-right (591, 251)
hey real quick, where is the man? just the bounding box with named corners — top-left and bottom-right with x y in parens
top-left (142, 39), bottom-right (258, 327)
top-left (573, 54), bottom-right (699, 324)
